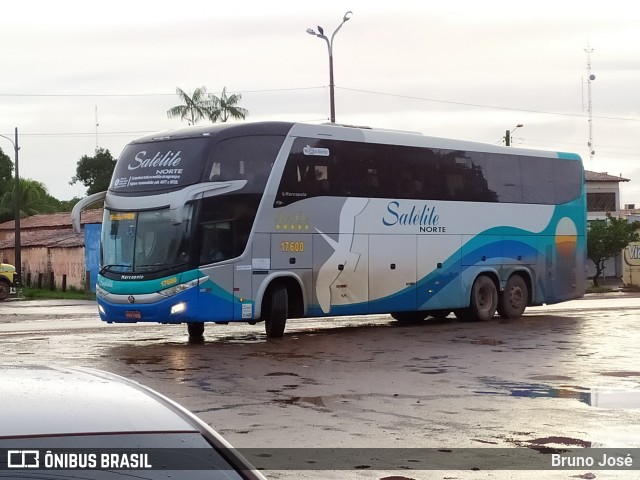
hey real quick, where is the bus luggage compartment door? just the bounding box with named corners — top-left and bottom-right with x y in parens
top-left (417, 234), bottom-right (462, 310)
top-left (369, 235), bottom-right (416, 313)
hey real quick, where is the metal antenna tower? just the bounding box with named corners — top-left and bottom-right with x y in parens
top-left (584, 45), bottom-right (595, 163)
top-left (95, 105), bottom-right (100, 149)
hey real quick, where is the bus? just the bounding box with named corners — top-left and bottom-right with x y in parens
top-left (72, 121), bottom-right (586, 339)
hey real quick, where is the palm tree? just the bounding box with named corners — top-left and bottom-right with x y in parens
top-left (208, 87), bottom-right (248, 123)
top-left (166, 86), bottom-right (212, 125)
top-left (0, 178), bottom-right (55, 221)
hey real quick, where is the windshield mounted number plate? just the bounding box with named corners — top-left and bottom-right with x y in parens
top-left (125, 310), bottom-right (142, 320)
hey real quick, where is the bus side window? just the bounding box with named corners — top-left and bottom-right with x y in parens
top-left (392, 146), bottom-right (429, 200)
top-left (199, 221), bottom-right (233, 263)
top-left (339, 143), bottom-right (391, 198)
top-left (276, 154), bottom-right (332, 204)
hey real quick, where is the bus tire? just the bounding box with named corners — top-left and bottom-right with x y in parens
top-left (265, 283), bottom-right (288, 338)
top-left (469, 275), bottom-right (498, 321)
top-left (0, 280), bottom-right (9, 301)
top-left (391, 311), bottom-right (426, 323)
top-left (187, 322), bottom-right (204, 339)
top-left (498, 275), bottom-right (528, 319)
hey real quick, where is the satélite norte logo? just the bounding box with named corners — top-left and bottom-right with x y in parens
top-left (128, 150), bottom-right (182, 173)
top-left (382, 201), bottom-right (446, 233)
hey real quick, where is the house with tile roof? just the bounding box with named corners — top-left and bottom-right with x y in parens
top-left (0, 209), bottom-right (102, 291)
top-left (585, 170), bottom-right (630, 216)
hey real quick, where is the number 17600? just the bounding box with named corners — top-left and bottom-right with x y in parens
top-left (281, 241), bottom-right (304, 252)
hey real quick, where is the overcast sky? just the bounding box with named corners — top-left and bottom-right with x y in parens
top-left (1, 0), bottom-right (639, 204)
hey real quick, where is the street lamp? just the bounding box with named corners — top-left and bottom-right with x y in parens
top-left (0, 128), bottom-right (21, 288)
top-left (505, 123), bottom-right (524, 147)
top-left (306, 11), bottom-right (353, 123)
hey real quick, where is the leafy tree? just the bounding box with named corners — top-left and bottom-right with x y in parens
top-left (70, 148), bottom-right (116, 195)
top-left (0, 178), bottom-right (56, 221)
top-left (208, 87), bottom-right (248, 123)
top-left (166, 86), bottom-right (211, 125)
top-left (55, 197), bottom-right (83, 212)
top-left (587, 213), bottom-right (640, 286)
top-left (0, 147), bottom-right (13, 185)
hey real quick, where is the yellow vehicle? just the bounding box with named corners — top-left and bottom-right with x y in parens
top-left (0, 262), bottom-right (16, 301)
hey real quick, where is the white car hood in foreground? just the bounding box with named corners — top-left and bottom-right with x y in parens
top-left (0, 365), bottom-right (195, 438)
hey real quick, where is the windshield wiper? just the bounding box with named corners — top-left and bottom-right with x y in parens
top-left (99, 264), bottom-right (131, 275)
top-left (135, 262), bottom-right (189, 275)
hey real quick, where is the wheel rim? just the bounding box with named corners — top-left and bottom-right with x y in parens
top-left (477, 284), bottom-right (493, 314)
top-left (508, 286), bottom-right (524, 309)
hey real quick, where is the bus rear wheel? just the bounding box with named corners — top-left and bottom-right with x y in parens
top-left (498, 275), bottom-right (528, 319)
top-left (264, 283), bottom-right (288, 338)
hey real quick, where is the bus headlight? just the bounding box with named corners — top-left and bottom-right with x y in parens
top-left (98, 304), bottom-right (106, 315)
top-left (159, 276), bottom-right (208, 298)
top-left (171, 302), bottom-right (187, 315)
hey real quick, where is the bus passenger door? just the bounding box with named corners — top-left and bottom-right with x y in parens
top-left (368, 235), bottom-right (416, 313)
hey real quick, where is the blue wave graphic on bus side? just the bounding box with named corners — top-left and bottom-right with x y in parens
top-left (307, 203), bottom-right (585, 317)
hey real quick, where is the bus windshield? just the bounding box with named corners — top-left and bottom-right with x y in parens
top-left (101, 205), bottom-right (194, 274)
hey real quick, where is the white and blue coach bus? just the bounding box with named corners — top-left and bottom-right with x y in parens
top-left (72, 122), bottom-right (586, 339)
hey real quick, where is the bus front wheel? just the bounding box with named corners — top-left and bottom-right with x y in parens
top-left (187, 322), bottom-right (204, 339)
top-left (498, 275), bottom-right (528, 319)
top-left (264, 284), bottom-right (288, 338)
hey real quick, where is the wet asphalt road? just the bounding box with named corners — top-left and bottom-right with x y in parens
top-left (2, 294), bottom-right (640, 480)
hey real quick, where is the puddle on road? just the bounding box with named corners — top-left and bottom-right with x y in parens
top-left (476, 377), bottom-right (640, 409)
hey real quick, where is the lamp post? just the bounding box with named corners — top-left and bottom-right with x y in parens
top-left (0, 128), bottom-right (21, 288)
top-left (306, 11), bottom-right (353, 123)
top-left (505, 123), bottom-right (524, 147)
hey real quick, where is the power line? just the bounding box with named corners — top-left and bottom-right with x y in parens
top-left (2, 84), bottom-right (640, 123)
top-left (0, 86), bottom-right (326, 98)
top-left (1, 131), bottom-right (156, 138)
top-left (337, 86), bottom-right (640, 123)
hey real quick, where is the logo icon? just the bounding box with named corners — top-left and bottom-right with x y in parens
top-left (128, 295), bottom-right (136, 304)
top-left (8, 450), bottom-right (40, 468)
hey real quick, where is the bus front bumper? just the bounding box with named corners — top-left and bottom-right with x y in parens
top-left (97, 287), bottom-right (199, 324)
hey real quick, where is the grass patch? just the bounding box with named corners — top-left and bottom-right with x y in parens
top-left (18, 287), bottom-right (95, 301)
top-left (586, 285), bottom-right (614, 294)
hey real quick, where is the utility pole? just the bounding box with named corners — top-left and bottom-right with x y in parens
top-left (0, 128), bottom-right (21, 287)
top-left (14, 127), bottom-right (20, 288)
top-left (306, 11), bottom-right (353, 123)
top-left (504, 124), bottom-right (523, 147)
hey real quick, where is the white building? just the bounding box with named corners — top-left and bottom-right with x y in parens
top-left (585, 170), bottom-right (630, 281)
